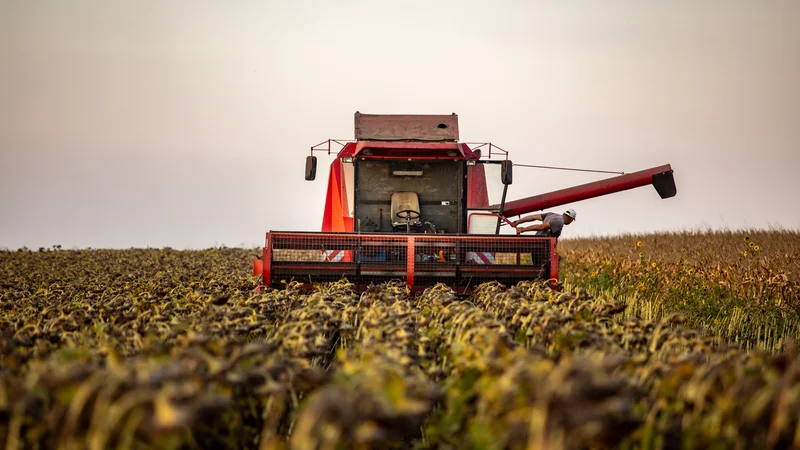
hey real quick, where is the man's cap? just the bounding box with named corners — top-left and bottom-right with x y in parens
top-left (565, 209), bottom-right (577, 220)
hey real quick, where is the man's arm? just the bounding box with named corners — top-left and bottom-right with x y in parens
top-left (511, 214), bottom-right (542, 227)
top-left (516, 222), bottom-right (551, 234)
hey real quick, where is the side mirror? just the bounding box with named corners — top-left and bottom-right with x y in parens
top-left (305, 155), bottom-right (317, 181)
top-left (501, 160), bottom-right (513, 185)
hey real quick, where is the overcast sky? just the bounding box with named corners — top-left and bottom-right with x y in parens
top-left (1, 1), bottom-right (798, 249)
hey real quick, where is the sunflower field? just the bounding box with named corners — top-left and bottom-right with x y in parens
top-left (1, 232), bottom-right (800, 449)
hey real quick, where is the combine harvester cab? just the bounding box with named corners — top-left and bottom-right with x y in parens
top-left (253, 112), bottom-right (676, 294)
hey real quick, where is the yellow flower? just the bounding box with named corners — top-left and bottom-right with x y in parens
top-left (638, 252), bottom-right (644, 258)
top-left (744, 236), bottom-right (750, 242)
top-left (651, 262), bottom-right (657, 268)
top-left (743, 251), bottom-right (748, 257)
top-left (749, 241), bottom-right (755, 248)
top-left (754, 245), bottom-right (760, 251)
top-left (636, 241), bottom-right (643, 248)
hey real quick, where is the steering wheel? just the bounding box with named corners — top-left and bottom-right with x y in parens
top-left (396, 210), bottom-right (420, 221)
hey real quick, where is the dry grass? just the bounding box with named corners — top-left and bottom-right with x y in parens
top-left (559, 229), bottom-right (800, 352)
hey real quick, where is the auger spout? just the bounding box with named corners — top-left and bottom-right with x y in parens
top-left (501, 164), bottom-right (676, 217)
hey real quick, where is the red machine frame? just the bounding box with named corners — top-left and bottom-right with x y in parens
top-left (253, 112), bottom-right (676, 294)
top-left (254, 232), bottom-right (559, 294)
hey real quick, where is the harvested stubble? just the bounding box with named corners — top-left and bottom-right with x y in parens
top-left (2, 248), bottom-right (800, 449)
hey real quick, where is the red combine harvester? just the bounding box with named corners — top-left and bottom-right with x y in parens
top-left (253, 112), bottom-right (676, 294)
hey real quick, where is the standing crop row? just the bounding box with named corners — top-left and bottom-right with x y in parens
top-left (2, 248), bottom-right (800, 449)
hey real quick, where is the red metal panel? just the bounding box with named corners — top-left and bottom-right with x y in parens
top-left (354, 112), bottom-right (459, 141)
top-left (339, 142), bottom-right (357, 158)
top-left (355, 141), bottom-right (461, 151)
top-left (352, 141), bottom-right (465, 159)
top-left (467, 163), bottom-right (490, 209)
top-left (501, 164), bottom-right (673, 217)
top-left (460, 143), bottom-right (481, 160)
top-left (354, 152), bottom-right (465, 160)
top-left (407, 236), bottom-right (415, 288)
top-left (267, 232), bottom-right (553, 251)
top-left (321, 158), bottom-right (354, 234)
top-left (263, 238), bottom-right (272, 288)
top-left (549, 239), bottom-right (558, 290)
top-left (321, 158), bottom-right (342, 232)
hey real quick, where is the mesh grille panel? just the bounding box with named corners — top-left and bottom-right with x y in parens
top-left (262, 232), bottom-right (557, 293)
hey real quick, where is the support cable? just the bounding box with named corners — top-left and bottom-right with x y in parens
top-left (513, 164), bottom-right (624, 175)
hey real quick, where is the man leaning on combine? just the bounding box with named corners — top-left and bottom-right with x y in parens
top-left (511, 209), bottom-right (576, 239)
